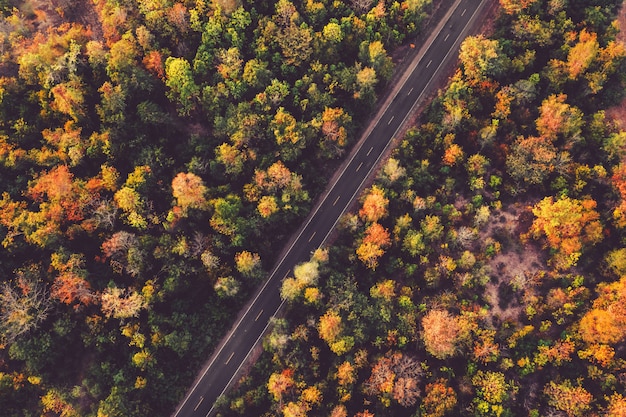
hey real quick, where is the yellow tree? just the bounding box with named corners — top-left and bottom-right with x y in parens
top-left (606, 394), bottom-right (626, 417)
top-left (524, 196), bottom-right (602, 270)
top-left (359, 185), bottom-right (389, 222)
top-left (171, 172), bottom-right (208, 216)
top-left (544, 380), bottom-right (593, 417)
top-left (579, 276), bottom-right (626, 345)
top-left (566, 30), bottom-right (599, 79)
top-left (268, 368), bottom-right (295, 404)
top-left (458, 35), bottom-right (505, 85)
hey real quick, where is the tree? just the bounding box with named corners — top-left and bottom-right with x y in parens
top-left (472, 371), bottom-right (513, 415)
top-left (357, 222), bottom-right (391, 269)
top-left (0, 268), bottom-right (51, 343)
top-left (322, 22), bottom-right (343, 43)
top-left (100, 287), bottom-right (146, 319)
top-left (606, 394), bottom-right (626, 417)
top-left (359, 185), bottom-right (389, 222)
top-left (579, 276), bottom-right (626, 345)
top-left (41, 389), bottom-right (78, 417)
top-left (235, 251), bottom-right (261, 277)
top-left (271, 107), bottom-right (303, 146)
top-left (171, 172), bottom-right (208, 216)
top-left (318, 310), bottom-right (342, 344)
top-left (535, 94), bottom-right (583, 142)
top-left (458, 35), bottom-right (505, 84)
top-left (355, 65), bottom-right (378, 100)
top-left (499, 0), bottom-right (537, 14)
top-left (282, 401), bottom-right (307, 417)
top-left (364, 352), bottom-right (421, 407)
top-left (319, 107), bottom-right (352, 154)
top-left (421, 379), bottom-right (458, 417)
top-left (544, 380), bottom-right (592, 417)
top-left (274, 2), bottom-right (313, 67)
top-left (524, 196), bottom-right (602, 270)
top-left (50, 251), bottom-right (94, 307)
top-left (50, 79), bottom-right (85, 122)
top-left (360, 40), bottom-right (393, 81)
top-left (268, 368), bottom-right (295, 404)
top-left (506, 135), bottom-right (559, 186)
top-left (214, 276), bottom-right (240, 298)
top-left (336, 361), bottom-right (356, 386)
top-left (101, 231), bottom-right (144, 277)
top-left (421, 309), bottom-right (461, 359)
top-left (566, 30), bottom-right (599, 79)
top-left (165, 57), bottom-right (199, 115)
top-left (380, 158), bottom-right (406, 184)
top-left (257, 195), bottom-right (279, 218)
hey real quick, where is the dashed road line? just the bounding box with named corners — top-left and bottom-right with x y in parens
top-left (333, 195), bottom-right (341, 206)
top-left (225, 352), bottom-right (235, 365)
top-left (356, 162), bottom-right (363, 172)
top-left (255, 310), bottom-right (263, 322)
top-left (194, 397), bottom-right (204, 412)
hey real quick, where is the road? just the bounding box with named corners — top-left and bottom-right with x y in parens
top-left (173, 0), bottom-right (489, 415)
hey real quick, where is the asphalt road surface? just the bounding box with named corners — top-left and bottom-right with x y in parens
top-left (173, 0), bottom-right (489, 415)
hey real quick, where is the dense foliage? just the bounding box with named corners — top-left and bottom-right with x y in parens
top-left (216, 0), bottom-right (626, 415)
top-left (0, 0), bottom-right (433, 416)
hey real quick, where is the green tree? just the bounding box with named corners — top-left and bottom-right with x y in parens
top-left (165, 57), bottom-right (200, 116)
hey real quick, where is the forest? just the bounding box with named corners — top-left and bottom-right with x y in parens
top-left (0, 0), bottom-right (625, 416)
top-left (0, 0), bottom-right (434, 416)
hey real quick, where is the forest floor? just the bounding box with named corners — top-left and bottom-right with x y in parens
top-left (481, 204), bottom-right (543, 326)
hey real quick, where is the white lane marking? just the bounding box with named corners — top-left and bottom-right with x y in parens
top-left (333, 195), bottom-right (341, 206)
top-left (407, 87), bottom-right (414, 96)
top-left (255, 310), bottom-right (263, 321)
top-left (225, 352), bottom-right (235, 365)
top-left (387, 115), bottom-right (395, 125)
top-left (356, 162), bottom-right (363, 172)
top-left (308, 231), bottom-right (316, 242)
top-left (444, 33), bottom-right (450, 42)
top-left (367, 146), bottom-right (374, 156)
top-left (194, 397), bottom-right (204, 412)
top-left (461, 8), bottom-right (466, 16)
top-left (426, 59), bottom-right (432, 68)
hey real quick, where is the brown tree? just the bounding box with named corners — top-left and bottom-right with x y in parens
top-left (0, 267), bottom-right (51, 343)
top-left (421, 309), bottom-right (461, 359)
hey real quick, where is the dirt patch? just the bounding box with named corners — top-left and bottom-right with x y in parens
top-left (481, 204), bottom-right (544, 326)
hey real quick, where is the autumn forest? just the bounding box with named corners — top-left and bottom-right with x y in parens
top-left (0, 0), bottom-right (625, 416)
